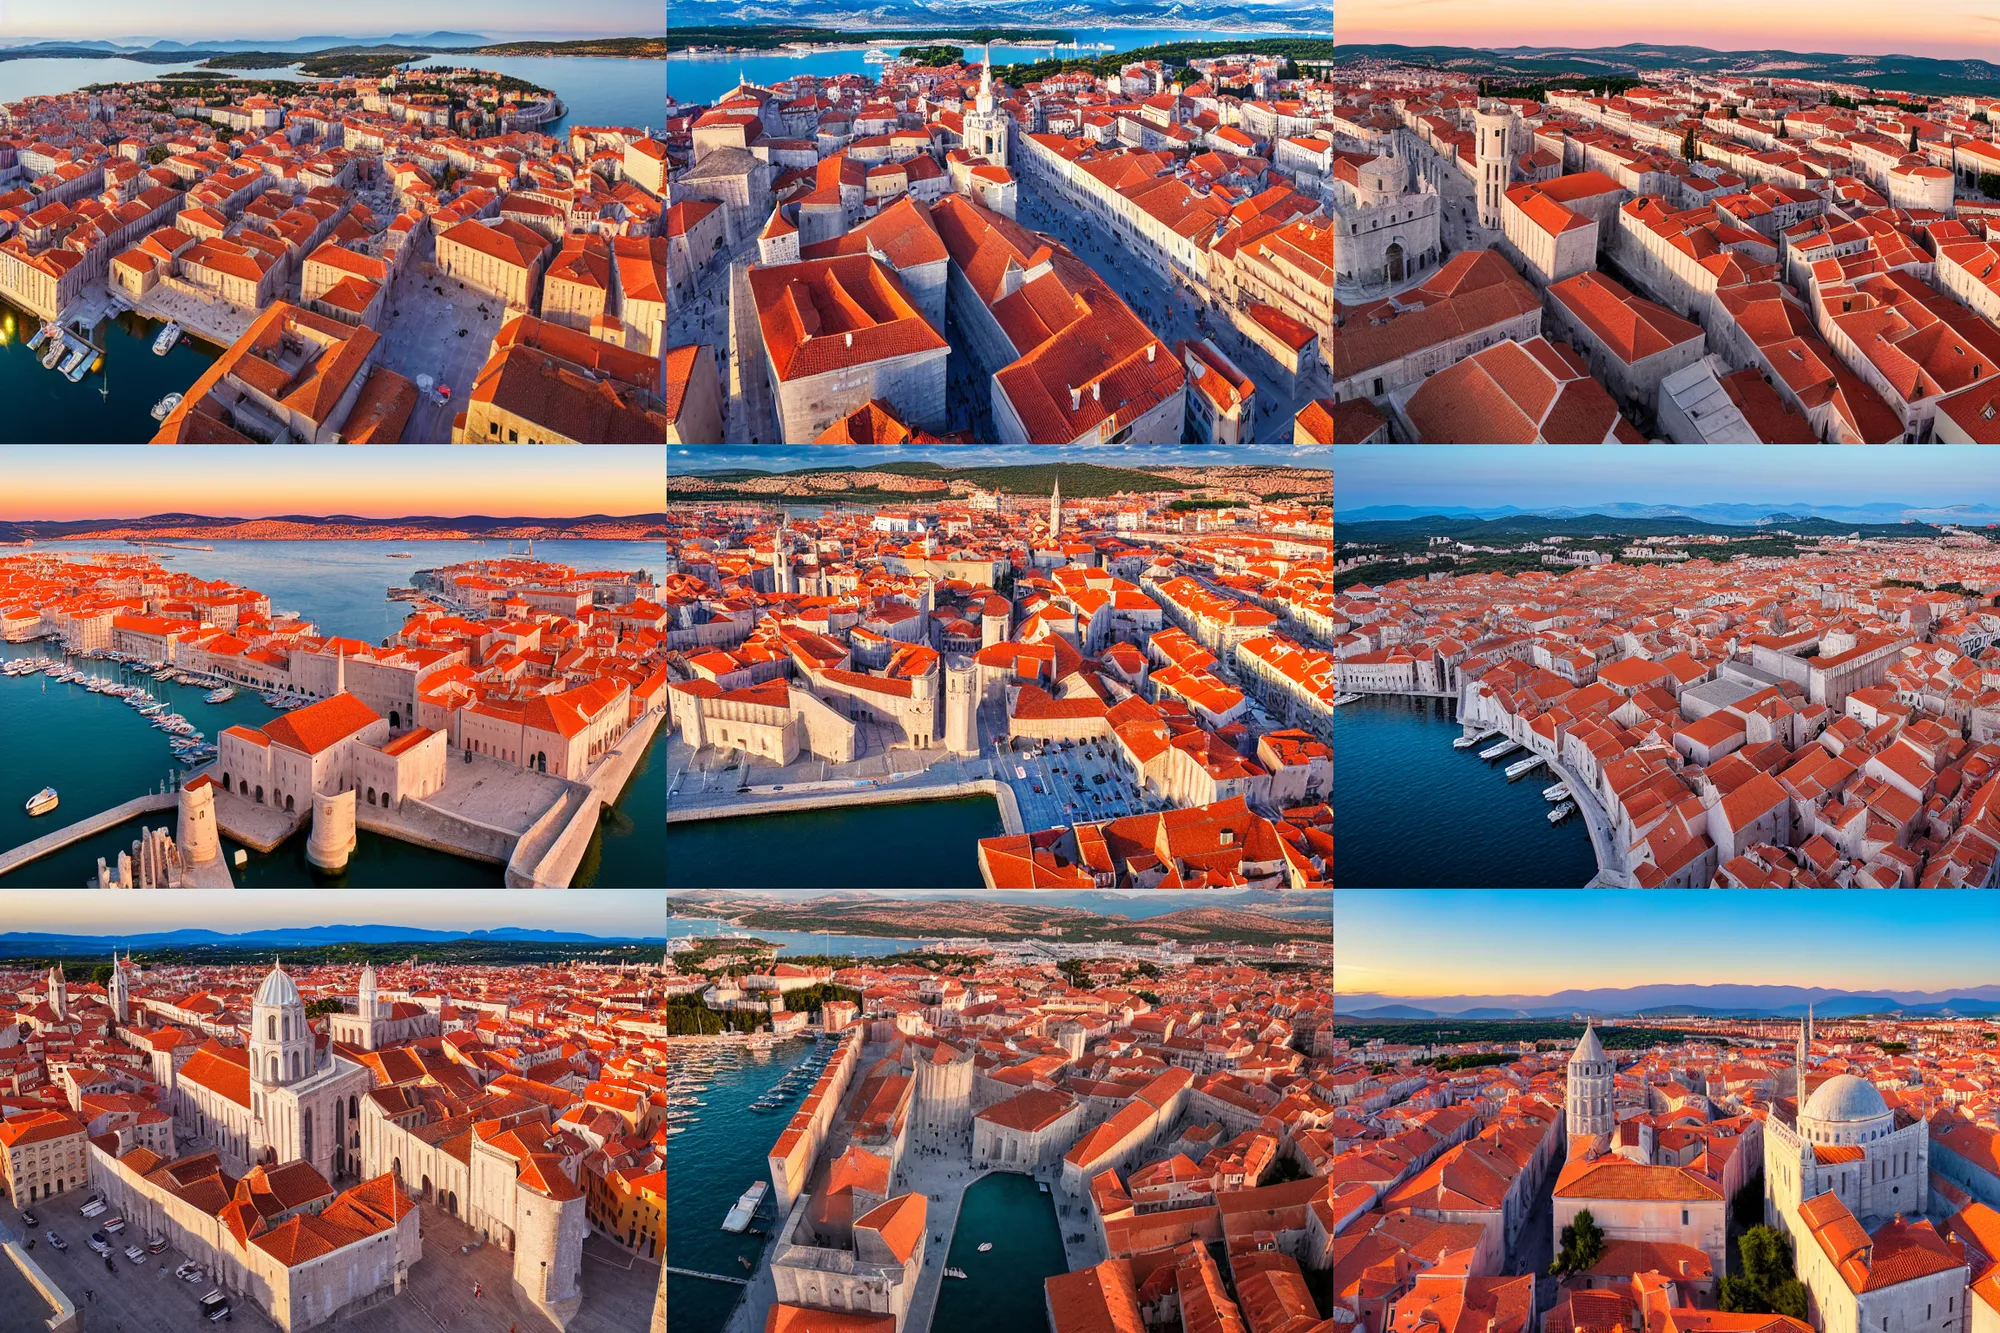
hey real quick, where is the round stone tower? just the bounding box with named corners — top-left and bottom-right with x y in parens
top-left (1475, 101), bottom-right (1512, 230)
top-left (514, 1183), bottom-right (587, 1328)
top-left (179, 777), bottom-right (221, 866)
top-left (1566, 1020), bottom-right (1615, 1140)
top-left (307, 788), bottom-right (357, 872)
top-left (945, 656), bottom-right (977, 755)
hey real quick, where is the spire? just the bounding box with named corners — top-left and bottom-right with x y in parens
top-left (981, 44), bottom-right (992, 98)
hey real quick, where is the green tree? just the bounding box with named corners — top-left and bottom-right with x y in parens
top-left (1682, 127), bottom-right (1699, 162)
top-left (146, 145), bottom-right (171, 165)
top-left (1721, 1225), bottom-right (1809, 1318)
top-left (1981, 172), bottom-right (2000, 200)
top-left (90, 963), bottom-right (115, 988)
top-left (1550, 1208), bottom-right (1606, 1277)
top-left (305, 997), bottom-right (345, 1018)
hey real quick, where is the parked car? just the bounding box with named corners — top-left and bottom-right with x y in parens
top-left (176, 1262), bottom-right (203, 1282)
top-left (147, 1236), bottom-right (169, 1254)
top-left (104, 1216), bottom-right (125, 1233)
top-left (88, 1232), bottom-right (111, 1254)
top-left (45, 1231), bottom-right (66, 1250)
top-left (20, 1210), bottom-right (35, 1226)
top-left (125, 1245), bottom-right (145, 1261)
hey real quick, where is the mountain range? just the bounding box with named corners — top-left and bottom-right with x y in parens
top-left (0, 926), bottom-right (665, 956)
top-left (1336, 41), bottom-right (2000, 97)
top-left (670, 0), bottom-right (1331, 34)
top-left (1338, 502), bottom-right (2000, 525)
top-left (1338, 983), bottom-right (2000, 1019)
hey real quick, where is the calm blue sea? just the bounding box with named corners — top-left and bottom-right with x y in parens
top-left (1334, 694), bottom-right (1600, 888)
top-left (666, 27), bottom-right (1312, 108)
top-left (667, 1038), bottom-right (818, 1333)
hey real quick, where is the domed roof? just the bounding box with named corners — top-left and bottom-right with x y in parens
top-left (254, 958), bottom-right (301, 1010)
top-left (1803, 1073), bottom-right (1889, 1125)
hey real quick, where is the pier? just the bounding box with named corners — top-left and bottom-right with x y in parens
top-left (0, 791), bottom-right (174, 877)
top-left (666, 1266), bottom-right (750, 1286)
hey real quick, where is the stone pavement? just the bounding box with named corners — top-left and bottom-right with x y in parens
top-left (374, 239), bottom-right (505, 444)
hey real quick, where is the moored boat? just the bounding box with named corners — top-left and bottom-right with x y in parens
top-left (1549, 802), bottom-right (1577, 824)
top-left (1543, 782), bottom-right (1571, 802)
top-left (1477, 738), bottom-right (1519, 760)
top-left (1504, 755), bottom-right (1543, 780)
top-left (151, 392), bottom-right (183, 421)
top-left (153, 321), bottom-right (181, 355)
top-left (25, 787), bottom-right (58, 816)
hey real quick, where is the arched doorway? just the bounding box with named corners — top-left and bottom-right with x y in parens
top-left (221, 773), bottom-right (231, 791)
top-left (389, 710), bottom-right (400, 728)
top-left (285, 794), bottom-right (295, 812)
top-left (255, 785), bottom-right (264, 804)
top-left (533, 751), bottom-right (546, 773)
top-left (1385, 241), bottom-right (1405, 284)
top-left (421, 1174), bottom-right (432, 1199)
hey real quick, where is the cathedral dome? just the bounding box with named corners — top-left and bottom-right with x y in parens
top-left (254, 959), bottom-right (301, 1010)
top-left (1803, 1073), bottom-right (1889, 1125)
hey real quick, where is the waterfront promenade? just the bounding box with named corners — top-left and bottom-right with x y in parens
top-left (1548, 752), bottom-right (1630, 888)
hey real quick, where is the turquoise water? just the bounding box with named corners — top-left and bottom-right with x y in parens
top-left (931, 1171), bottom-right (1070, 1333)
top-left (667, 27), bottom-right (1315, 108)
top-left (0, 298), bottom-right (225, 445)
top-left (665, 795), bottom-right (1005, 888)
top-left (570, 729), bottom-right (666, 888)
top-left (1334, 694), bottom-right (1598, 888)
top-left (408, 55), bottom-right (666, 134)
top-left (666, 1037), bottom-right (820, 1333)
top-left (0, 57), bottom-right (309, 102)
top-left (39, 540), bottom-right (664, 645)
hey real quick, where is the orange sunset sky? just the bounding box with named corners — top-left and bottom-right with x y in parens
top-left (1340, 0), bottom-right (2000, 60)
top-left (0, 448), bottom-right (665, 521)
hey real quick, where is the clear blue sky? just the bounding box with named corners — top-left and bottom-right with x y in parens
top-left (0, 890), bottom-right (665, 936)
top-left (1337, 446), bottom-right (2000, 510)
top-left (1339, 891), bottom-right (2000, 996)
top-left (4, 3), bottom-right (656, 40)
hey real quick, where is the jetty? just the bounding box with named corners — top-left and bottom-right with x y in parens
top-left (666, 1266), bottom-right (750, 1287)
top-left (0, 791), bottom-right (174, 878)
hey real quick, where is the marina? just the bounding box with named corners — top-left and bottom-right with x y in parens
top-left (1478, 737), bottom-right (1521, 760)
top-left (1335, 694), bottom-right (1598, 888)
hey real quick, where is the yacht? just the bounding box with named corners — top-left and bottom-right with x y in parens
top-left (151, 393), bottom-right (183, 422)
top-left (204, 686), bottom-right (236, 703)
top-left (862, 47), bottom-right (894, 62)
top-left (153, 321), bottom-right (181, 355)
top-left (1543, 782), bottom-right (1571, 802)
top-left (25, 787), bottom-right (58, 816)
top-left (944, 1268), bottom-right (968, 1279)
top-left (42, 338), bottom-right (65, 369)
top-left (977, 1242), bottom-right (993, 1253)
top-left (386, 552), bottom-right (412, 558)
top-left (1504, 755), bottom-right (1543, 780)
top-left (1453, 729), bottom-right (1495, 750)
top-left (1548, 801), bottom-right (1578, 824)
top-left (1477, 738), bottom-right (1520, 760)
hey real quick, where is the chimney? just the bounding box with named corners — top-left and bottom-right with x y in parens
top-left (1092, 381), bottom-right (1100, 402)
top-left (1146, 342), bottom-right (1155, 363)
top-left (1069, 385), bottom-right (1080, 410)
top-left (845, 332), bottom-right (853, 347)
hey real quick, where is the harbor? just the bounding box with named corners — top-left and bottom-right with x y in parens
top-left (1334, 693), bottom-right (1599, 888)
top-left (666, 1035), bottom-right (822, 1333)
top-left (0, 297), bottom-right (221, 443)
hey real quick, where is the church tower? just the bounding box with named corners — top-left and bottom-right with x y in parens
top-left (1565, 1020), bottom-right (1614, 1140)
top-left (1049, 476), bottom-right (1062, 540)
top-left (964, 45), bottom-right (1010, 166)
top-left (47, 964), bottom-right (67, 1021)
top-left (1474, 101), bottom-right (1512, 230)
top-left (358, 962), bottom-right (378, 1025)
top-left (108, 952), bottom-right (129, 1026)
top-left (250, 957), bottom-right (313, 1091)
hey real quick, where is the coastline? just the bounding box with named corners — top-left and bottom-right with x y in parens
top-left (666, 776), bottom-right (1022, 835)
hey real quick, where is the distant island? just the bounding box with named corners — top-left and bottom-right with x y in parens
top-left (668, 459), bottom-right (1332, 503)
top-left (0, 513), bottom-right (667, 543)
top-left (668, 892), bottom-right (1333, 946)
top-left (0, 34), bottom-right (666, 74)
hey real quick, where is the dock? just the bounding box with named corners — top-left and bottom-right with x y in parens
top-left (666, 1266), bottom-right (750, 1287)
top-left (0, 792), bottom-right (175, 879)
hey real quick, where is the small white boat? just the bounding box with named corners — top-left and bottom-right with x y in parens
top-left (1543, 782), bottom-right (1571, 802)
top-left (863, 47), bottom-right (894, 63)
top-left (977, 1242), bottom-right (993, 1252)
top-left (1478, 738), bottom-right (1519, 760)
top-left (944, 1267), bottom-right (968, 1279)
top-left (204, 686), bottom-right (236, 703)
top-left (1549, 801), bottom-right (1578, 824)
top-left (58, 343), bottom-right (86, 376)
top-left (1504, 755), bottom-right (1543, 780)
top-left (42, 339), bottom-right (65, 369)
top-left (66, 350), bottom-right (91, 382)
top-left (25, 787), bottom-right (58, 816)
top-left (1453, 730), bottom-right (1494, 750)
top-left (153, 321), bottom-right (181, 355)
top-left (26, 322), bottom-right (51, 350)
top-left (151, 392), bottom-right (183, 421)
top-left (1331, 693), bottom-right (1364, 706)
